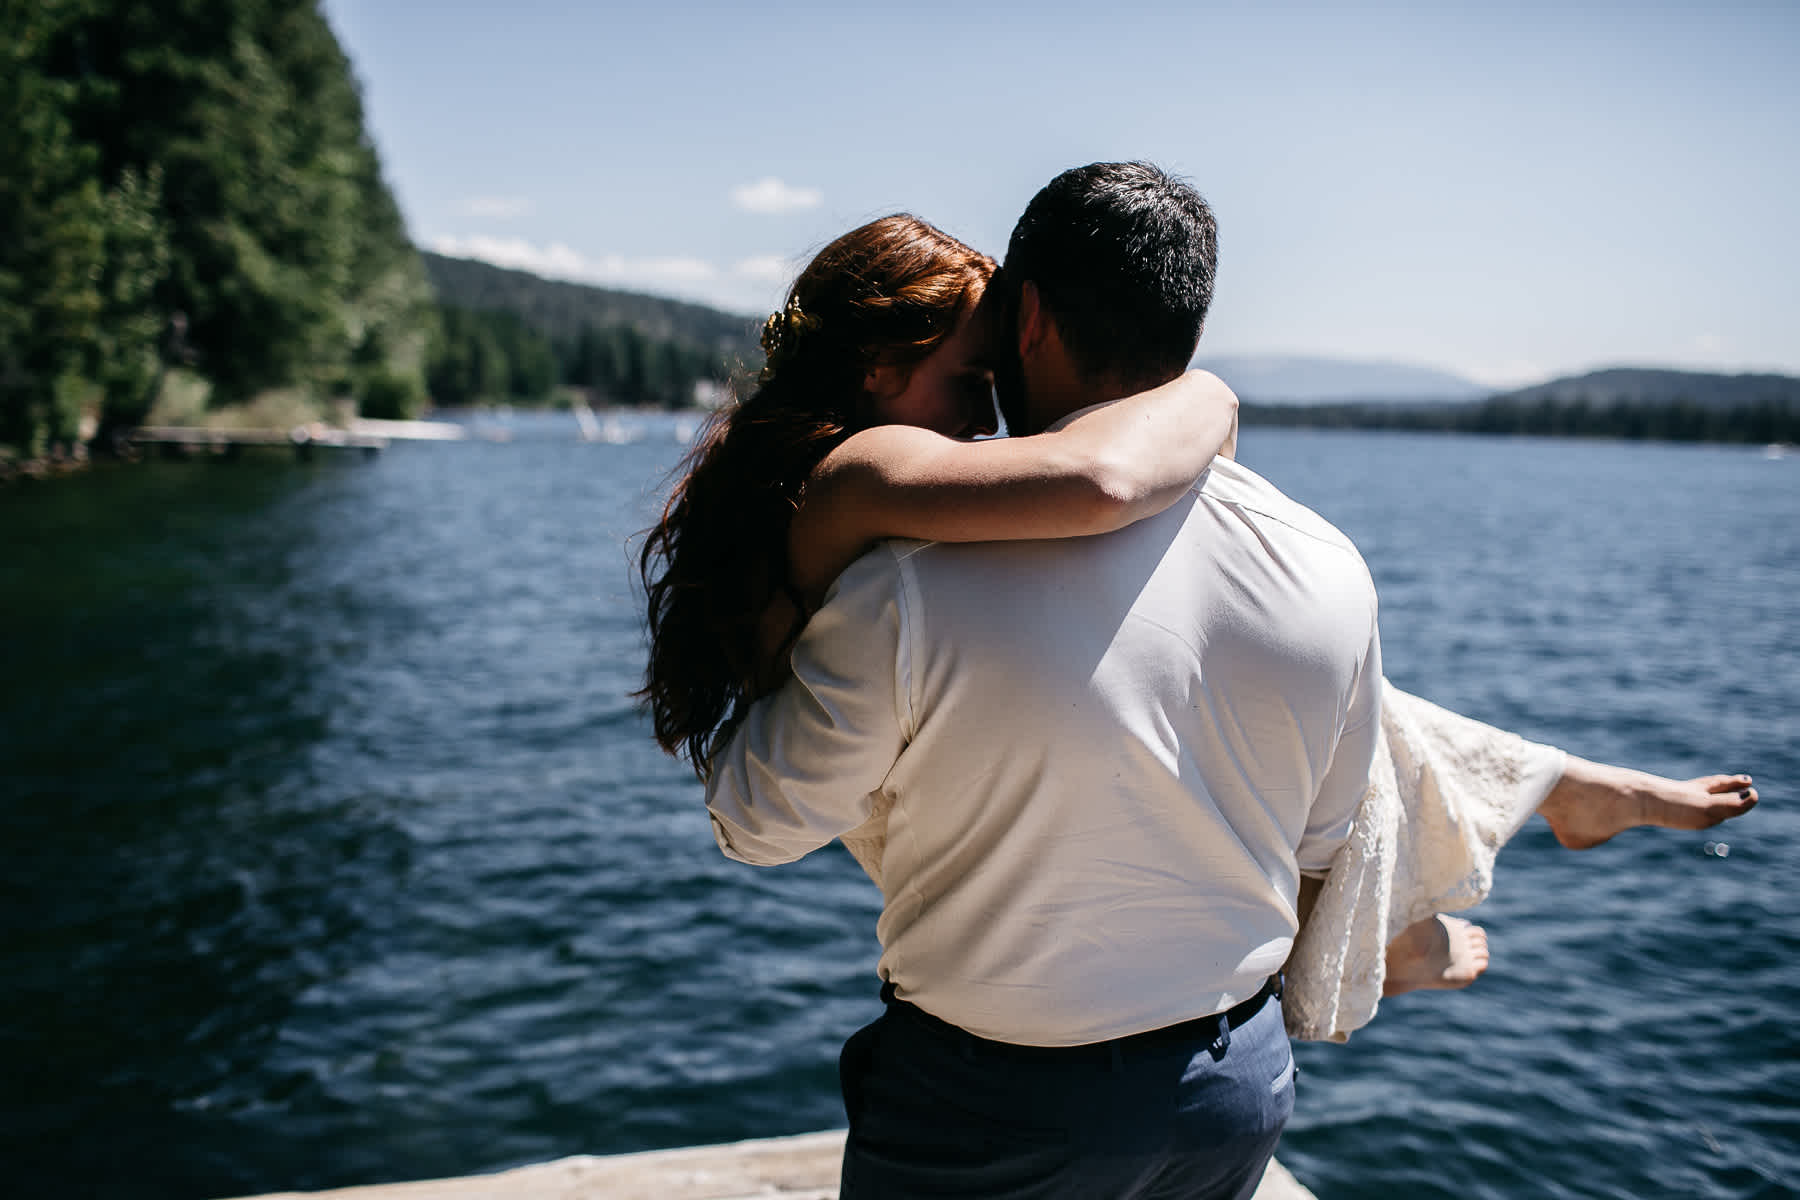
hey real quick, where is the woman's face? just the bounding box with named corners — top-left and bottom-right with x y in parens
top-left (865, 305), bottom-right (999, 439)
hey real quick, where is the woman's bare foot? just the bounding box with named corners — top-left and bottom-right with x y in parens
top-left (1537, 758), bottom-right (1759, 851)
top-left (1383, 914), bottom-right (1490, 996)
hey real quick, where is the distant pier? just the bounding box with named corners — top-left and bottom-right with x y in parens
top-left (127, 424), bottom-right (388, 460)
top-left (124, 419), bottom-right (481, 461)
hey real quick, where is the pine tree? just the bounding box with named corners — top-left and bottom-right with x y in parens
top-left (0, 0), bottom-right (160, 455)
top-left (16, 0), bottom-right (434, 443)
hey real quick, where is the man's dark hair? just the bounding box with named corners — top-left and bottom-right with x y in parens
top-left (1004, 162), bottom-right (1217, 388)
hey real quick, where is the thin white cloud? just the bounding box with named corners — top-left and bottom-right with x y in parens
top-left (1461, 360), bottom-right (1549, 390)
top-left (733, 254), bottom-right (797, 284)
top-left (461, 195), bottom-right (534, 220)
top-left (730, 177), bottom-right (823, 215)
top-left (634, 256), bottom-right (719, 283)
top-left (429, 234), bottom-right (717, 290)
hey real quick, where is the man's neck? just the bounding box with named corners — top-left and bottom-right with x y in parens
top-left (1027, 372), bottom-right (1155, 434)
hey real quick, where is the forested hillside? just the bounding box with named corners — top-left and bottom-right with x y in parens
top-left (1492, 368), bottom-right (1800, 412)
top-left (1241, 366), bottom-right (1800, 443)
top-left (422, 253), bottom-right (759, 358)
top-left (420, 254), bottom-right (757, 410)
top-left (2, 0), bottom-right (435, 457)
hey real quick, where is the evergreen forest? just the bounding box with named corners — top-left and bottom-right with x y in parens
top-left (1, 0), bottom-right (746, 464)
top-left (1240, 368), bottom-right (1800, 444)
top-left (420, 253), bottom-right (757, 411)
top-left (3, 0), bottom-right (437, 457)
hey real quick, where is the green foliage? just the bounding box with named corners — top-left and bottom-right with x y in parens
top-left (0, 0), bottom-right (104, 453)
top-left (426, 307), bottom-right (525, 406)
top-left (556, 321), bottom-right (722, 408)
top-left (48, 370), bottom-right (95, 447)
top-left (419, 252), bottom-right (745, 410)
top-left (1241, 392), bottom-right (1799, 444)
top-left (424, 303), bottom-right (727, 409)
top-left (0, 0), bottom-right (431, 456)
top-left (92, 166), bottom-right (172, 438)
top-left (357, 367), bottom-right (426, 421)
top-left (66, 0), bottom-right (357, 397)
top-left (422, 251), bottom-right (758, 361)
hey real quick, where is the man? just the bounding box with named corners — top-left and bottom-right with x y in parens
top-left (706, 162), bottom-right (1382, 1199)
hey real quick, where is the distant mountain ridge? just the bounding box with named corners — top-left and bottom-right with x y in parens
top-left (1491, 367), bottom-right (1800, 411)
top-left (1193, 354), bottom-right (1487, 404)
top-left (1198, 356), bottom-right (1800, 413)
top-left (1237, 363), bottom-right (1799, 443)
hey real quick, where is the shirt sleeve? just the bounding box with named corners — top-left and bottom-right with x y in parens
top-left (1296, 597), bottom-right (1383, 875)
top-left (705, 546), bottom-right (912, 866)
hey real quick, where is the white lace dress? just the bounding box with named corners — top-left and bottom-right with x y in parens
top-left (835, 679), bottom-right (1565, 1044)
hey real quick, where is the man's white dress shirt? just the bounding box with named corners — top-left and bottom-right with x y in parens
top-left (707, 457), bottom-right (1382, 1047)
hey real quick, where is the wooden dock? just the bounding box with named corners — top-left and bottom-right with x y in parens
top-left (127, 424), bottom-right (389, 459)
top-left (225, 1130), bottom-right (1317, 1200)
top-left (125, 419), bottom-right (483, 459)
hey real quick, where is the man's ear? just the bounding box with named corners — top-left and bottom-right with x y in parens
top-left (863, 362), bottom-right (904, 404)
top-left (1016, 281), bottom-right (1045, 360)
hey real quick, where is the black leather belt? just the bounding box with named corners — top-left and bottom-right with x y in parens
top-left (879, 973), bottom-right (1282, 1062)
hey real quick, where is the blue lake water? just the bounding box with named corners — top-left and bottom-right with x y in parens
top-left (2, 417), bottom-right (1795, 1199)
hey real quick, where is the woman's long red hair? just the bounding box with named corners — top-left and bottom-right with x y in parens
top-left (639, 215), bottom-right (995, 775)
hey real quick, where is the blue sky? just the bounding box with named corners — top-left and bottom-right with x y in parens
top-left (322, 0), bottom-right (1798, 387)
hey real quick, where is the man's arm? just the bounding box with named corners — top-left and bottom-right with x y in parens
top-left (705, 547), bottom-right (912, 865)
top-left (1295, 604), bottom-right (1383, 876)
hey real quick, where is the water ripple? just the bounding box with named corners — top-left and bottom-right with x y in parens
top-left (3, 424), bottom-right (1794, 1198)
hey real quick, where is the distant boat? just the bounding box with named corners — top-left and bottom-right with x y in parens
top-left (600, 415), bottom-right (632, 444)
top-left (672, 416), bottom-right (699, 443)
top-left (571, 397), bottom-right (602, 442)
top-left (1764, 443), bottom-right (1790, 460)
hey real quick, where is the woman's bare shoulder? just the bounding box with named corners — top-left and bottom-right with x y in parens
top-left (814, 424), bottom-right (959, 479)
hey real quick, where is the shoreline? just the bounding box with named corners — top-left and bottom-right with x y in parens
top-left (0, 405), bottom-right (712, 484)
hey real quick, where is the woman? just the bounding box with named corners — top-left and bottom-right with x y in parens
top-left (640, 215), bottom-right (1237, 768)
top-left (640, 215), bottom-right (1756, 1040)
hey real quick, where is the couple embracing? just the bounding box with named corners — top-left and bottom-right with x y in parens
top-left (640, 162), bottom-right (1755, 1198)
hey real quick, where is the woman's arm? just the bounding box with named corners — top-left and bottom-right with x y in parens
top-left (789, 369), bottom-right (1237, 603)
